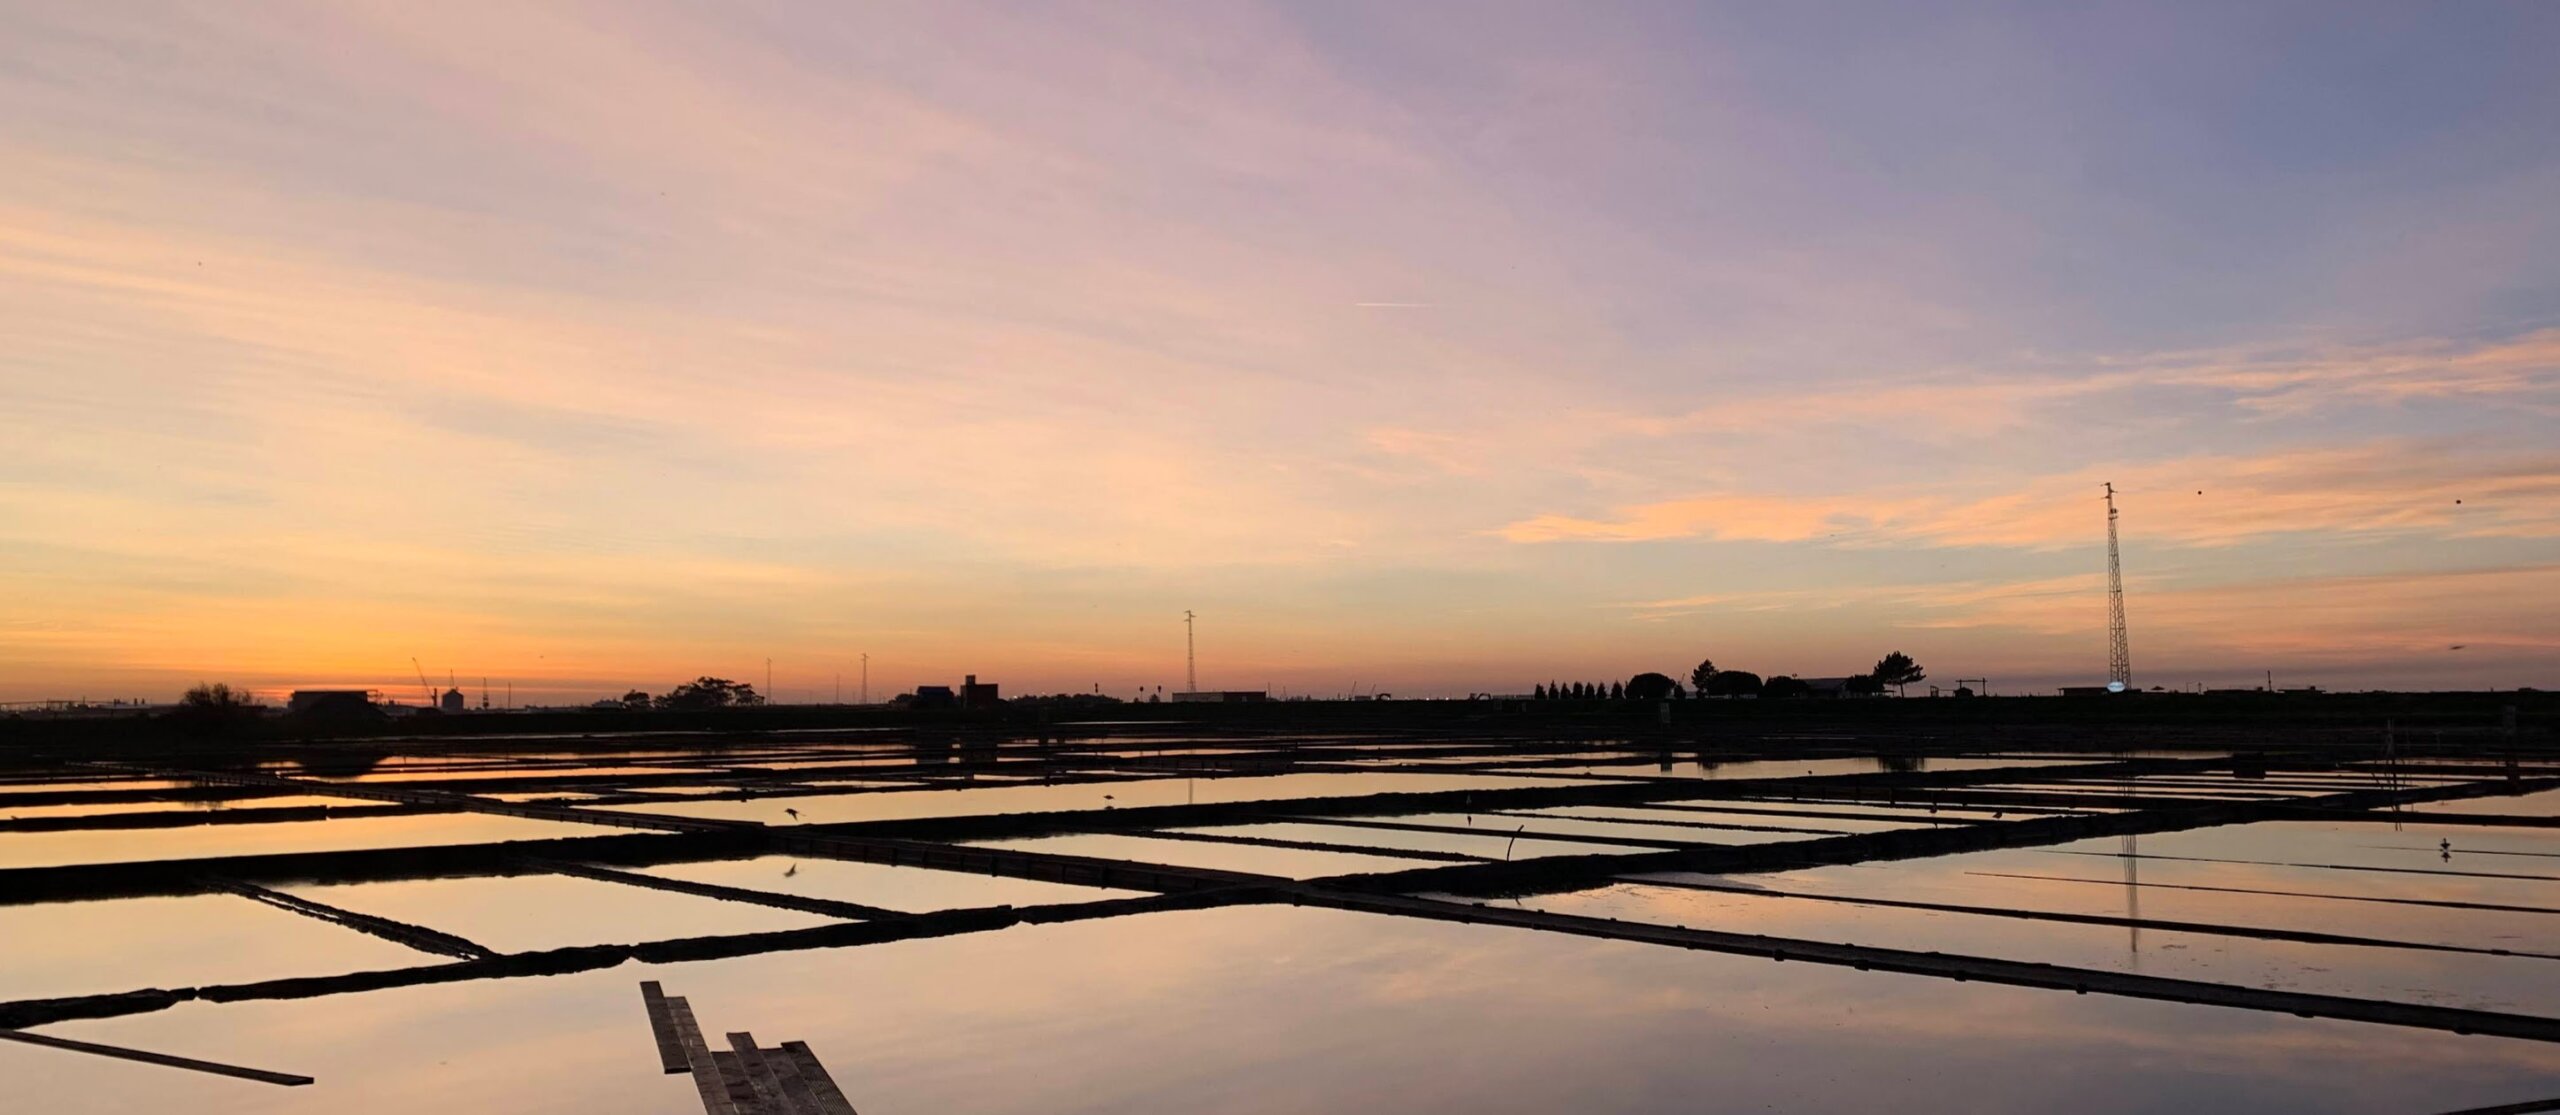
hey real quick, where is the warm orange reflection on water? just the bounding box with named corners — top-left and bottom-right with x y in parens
top-left (13, 904), bottom-right (2560, 1114)
top-left (0, 812), bottom-right (638, 870)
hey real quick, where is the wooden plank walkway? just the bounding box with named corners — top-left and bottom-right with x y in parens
top-left (641, 982), bottom-right (857, 1114)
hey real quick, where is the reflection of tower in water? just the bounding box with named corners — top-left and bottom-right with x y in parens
top-left (2121, 763), bottom-right (2140, 964)
top-left (2380, 719), bottom-right (2405, 831)
top-left (2122, 830), bottom-right (2141, 962)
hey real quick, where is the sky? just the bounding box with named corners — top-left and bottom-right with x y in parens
top-left (3, 1), bottom-right (2557, 705)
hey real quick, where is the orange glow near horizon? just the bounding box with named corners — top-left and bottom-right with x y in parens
top-left (2, 4), bottom-right (2555, 703)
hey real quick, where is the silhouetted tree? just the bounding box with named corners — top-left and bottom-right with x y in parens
top-left (621, 689), bottom-right (652, 709)
top-left (1626, 672), bottom-right (1681, 702)
top-left (1843, 674), bottom-right (1886, 697)
top-left (1609, 680), bottom-right (1625, 700)
top-left (166, 682), bottom-right (262, 738)
top-left (1689, 659), bottom-right (1717, 693)
top-left (1763, 675), bottom-right (1810, 699)
top-left (1872, 651), bottom-right (1926, 697)
top-left (656, 677), bottom-right (763, 710)
top-left (1533, 683), bottom-right (1547, 700)
top-left (178, 682), bottom-right (252, 712)
top-left (1704, 670), bottom-right (1763, 697)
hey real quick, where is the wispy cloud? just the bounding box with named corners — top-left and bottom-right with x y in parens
top-left (2, 2), bottom-right (2555, 698)
top-left (1500, 442), bottom-right (2560, 549)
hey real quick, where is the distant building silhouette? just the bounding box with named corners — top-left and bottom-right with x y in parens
top-left (1172, 691), bottom-right (1267, 703)
top-left (439, 687), bottom-right (466, 713)
top-left (959, 674), bottom-right (1000, 709)
top-left (287, 689), bottom-right (380, 717)
top-left (899, 685), bottom-right (957, 710)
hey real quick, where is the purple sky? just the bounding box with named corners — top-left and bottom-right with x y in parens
top-left (2, 2), bottom-right (2555, 703)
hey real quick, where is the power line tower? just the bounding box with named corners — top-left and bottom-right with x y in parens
top-left (2105, 482), bottom-right (2133, 690)
top-left (1184, 610), bottom-right (1198, 693)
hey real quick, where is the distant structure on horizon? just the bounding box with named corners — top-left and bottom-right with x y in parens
top-left (900, 685), bottom-right (956, 709)
top-left (1172, 691), bottom-right (1267, 703)
top-left (2106, 482), bottom-right (2133, 692)
top-left (439, 686), bottom-right (466, 714)
top-left (287, 689), bottom-right (379, 717)
top-left (888, 673), bottom-right (1003, 710)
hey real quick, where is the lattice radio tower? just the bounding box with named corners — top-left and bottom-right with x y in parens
top-left (2105, 482), bottom-right (2132, 690)
top-left (1184, 610), bottom-right (1198, 694)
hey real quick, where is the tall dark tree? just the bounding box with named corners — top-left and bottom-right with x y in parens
top-left (656, 677), bottom-right (764, 710)
top-left (1763, 675), bottom-right (1810, 699)
top-left (1609, 680), bottom-right (1625, 700)
top-left (1689, 659), bottom-right (1718, 693)
top-left (1704, 670), bottom-right (1763, 697)
top-left (1626, 672), bottom-right (1682, 702)
top-left (166, 682), bottom-right (262, 737)
top-left (178, 682), bottom-right (252, 712)
top-left (1872, 652), bottom-right (1926, 697)
top-left (621, 689), bottom-right (652, 709)
top-left (1533, 683), bottom-right (1547, 700)
top-left (1843, 674), bottom-right (1886, 697)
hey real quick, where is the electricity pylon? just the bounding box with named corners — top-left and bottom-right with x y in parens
top-left (2105, 482), bottom-right (2132, 690)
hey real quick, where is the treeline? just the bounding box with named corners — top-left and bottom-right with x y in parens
top-left (619, 677), bottom-right (766, 710)
top-left (1533, 651), bottom-right (1928, 701)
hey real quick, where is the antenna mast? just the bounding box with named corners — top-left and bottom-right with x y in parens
top-left (1184, 610), bottom-right (1198, 694)
top-left (2105, 482), bottom-right (2133, 690)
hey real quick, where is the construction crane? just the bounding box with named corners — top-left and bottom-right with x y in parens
top-left (410, 657), bottom-right (434, 708)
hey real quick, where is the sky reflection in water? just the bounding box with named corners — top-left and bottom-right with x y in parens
top-left (14, 904), bottom-right (2560, 1114)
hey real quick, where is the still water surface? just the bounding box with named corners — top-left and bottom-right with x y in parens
top-left (14, 904), bottom-right (2560, 1114)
